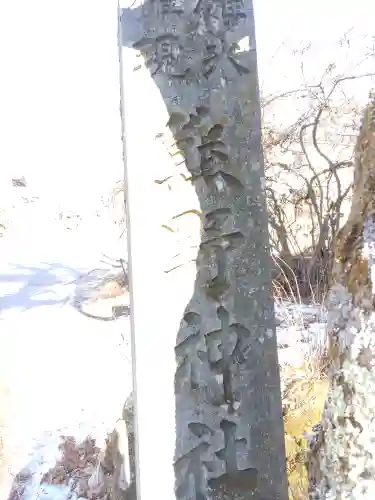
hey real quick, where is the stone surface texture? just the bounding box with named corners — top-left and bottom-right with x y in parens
top-left (308, 93), bottom-right (375, 499)
top-left (119, 0), bottom-right (288, 499)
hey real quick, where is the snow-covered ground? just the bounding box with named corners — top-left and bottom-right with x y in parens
top-left (0, 194), bottom-right (132, 500)
top-left (275, 300), bottom-right (328, 367)
top-left (0, 189), bottom-right (328, 500)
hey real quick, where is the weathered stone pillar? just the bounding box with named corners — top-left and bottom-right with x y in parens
top-left (118, 0), bottom-right (288, 499)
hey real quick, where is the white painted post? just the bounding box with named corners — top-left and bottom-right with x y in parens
top-left (117, 3), bottom-right (201, 500)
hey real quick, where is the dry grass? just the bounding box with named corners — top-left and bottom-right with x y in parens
top-left (282, 361), bottom-right (328, 500)
top-left (276, 266), bottom-right (329, 500)
top-left (272, 252), bottom-right (329, 305)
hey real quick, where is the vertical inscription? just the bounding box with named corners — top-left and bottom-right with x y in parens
top-left (132, 0), bottom-right (251, 80)
top-left (123, 0), bottom-right (288, 495)
top-left (207, 307), bottom-right (237, 409)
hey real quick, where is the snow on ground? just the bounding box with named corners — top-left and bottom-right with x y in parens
top-left (0, 189), bottom-right (328, 500)
top-left (275, 300), bottom-right (328, 367)
top-left (0, 195), bottom-right (132, 500)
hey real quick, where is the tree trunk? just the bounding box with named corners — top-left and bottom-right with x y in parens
top-left (309, 93), bottom-right (375, 498)
top-left (118, 1), bottom-right (288, 499)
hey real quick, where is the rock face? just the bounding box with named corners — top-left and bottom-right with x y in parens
top-left (308, 93), bottom-right (375, 499)
top-left (117, 0), bottom-right (288, 499)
